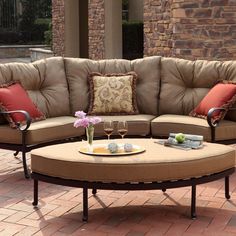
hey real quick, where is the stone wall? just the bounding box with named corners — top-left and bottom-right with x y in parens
top-left (171, 0), bottom-right (236, 60)
top-left (88, 0), bottom-right (105, 59)
top-left (144, 0), bottom-right (236, 60)
top-left (144, 0), bottom-right (173, 57)
top-left (0, 45), bottom-right (48, 59)
top-left (52, 0), bottom-right (65, 56)
top-left (52, 0), bottom-right (236, 60)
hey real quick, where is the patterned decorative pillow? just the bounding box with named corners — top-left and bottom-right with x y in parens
top-left (88, 72), bottom-right (139, 115)
top-left (189, 80), bottom-right (236, 123)
top-left (0, 82), bottom-right (45, 128)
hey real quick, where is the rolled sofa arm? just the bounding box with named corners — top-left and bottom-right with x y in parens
top-left (207, 107), bottom-right (236, 128)
top-left (0, 110), bottom-right (32, 131)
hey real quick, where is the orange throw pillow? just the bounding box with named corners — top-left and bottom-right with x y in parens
top-left (190, 81), bottom-right (236, 122)
top-left (0, 83), bottom-right (45, 127)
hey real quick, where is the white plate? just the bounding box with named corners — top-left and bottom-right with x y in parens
top-left (79, 143), bottom-right (145, 156)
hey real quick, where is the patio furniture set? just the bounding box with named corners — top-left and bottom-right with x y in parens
top-left (0, 56), bottom-right (235, 221)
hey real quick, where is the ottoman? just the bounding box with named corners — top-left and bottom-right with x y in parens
top-left (31, 139), bottom-right (235, 221)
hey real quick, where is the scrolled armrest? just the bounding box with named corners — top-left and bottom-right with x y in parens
top-left (0, 110), bottom-right (32, 131)
top-left (207, 107), bottom-right (226, 128)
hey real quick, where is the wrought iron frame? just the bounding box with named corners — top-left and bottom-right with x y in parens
top-left (0, 110), bottom-right (80, 178)
top-left (207, 107), bottom-right (236, 143)
top-left (31, 167), bottom-right (235, 222)
top-left (0, 106), bottom-right (236, 178)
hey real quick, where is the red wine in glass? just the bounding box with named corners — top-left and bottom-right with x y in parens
top-left (117, 121), bottom-right (128, 139)
top-left (104, 121), bottom-right (114, 139)
top-left (104, 128), bottom-right (113, 136)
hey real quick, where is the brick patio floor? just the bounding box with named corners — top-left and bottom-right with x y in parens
top-left (0, 146), bottom-right (236, 236)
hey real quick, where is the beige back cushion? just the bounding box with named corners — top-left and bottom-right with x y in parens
top-left (159, 57), bottom-right (226, 116)
top-left (65, 56), bottom-right (161, 116)
top-left (131, 56), bottom-right (161, 115)
top-left (0, 57), bottom-right (70, 118)
top-left (220, 61), bottom-right (236, 121)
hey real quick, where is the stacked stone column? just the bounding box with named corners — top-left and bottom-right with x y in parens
top-left (88, 0), bottom-right (105, 59)
top-left (52, 0), bottom-right (65, 56)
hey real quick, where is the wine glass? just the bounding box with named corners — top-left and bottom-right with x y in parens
top-left (104, 120), bottom-right (114, 140)
top-left (117, 121), bottom-right (128, 139)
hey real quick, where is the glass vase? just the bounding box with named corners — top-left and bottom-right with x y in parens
top-left (86, 126), bottom-right (94, 152)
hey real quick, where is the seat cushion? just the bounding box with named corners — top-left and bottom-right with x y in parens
top-left (0, 116), bottom-right (84, 145)
top-left (151, 114), bottom-right (236, 142)
top-left (92, 114), bottom-right (155, 137)
top-left (31, 139), bottom-right (235, 183)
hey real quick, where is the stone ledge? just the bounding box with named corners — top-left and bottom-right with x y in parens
top-left (29, 48), bottom-right (54, 62)
top-left (0, 45), bottom-right (47, 49)
top-left (0, 45), bottom-right (49, 58)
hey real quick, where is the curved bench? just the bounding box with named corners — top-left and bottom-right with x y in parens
top-left (31, 139), bottom-right (235, 221)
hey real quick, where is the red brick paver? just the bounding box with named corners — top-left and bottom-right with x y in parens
top-left (0, 147), bottom-right (236, 235)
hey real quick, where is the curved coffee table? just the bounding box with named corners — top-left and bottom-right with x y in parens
top-left (31, 139), bottom-right (235, 221)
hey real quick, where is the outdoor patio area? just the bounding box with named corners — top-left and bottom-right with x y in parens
top-left (1, 0), bottom-right (236, 235)
top-left (0, 145), bottom-right (235, 236)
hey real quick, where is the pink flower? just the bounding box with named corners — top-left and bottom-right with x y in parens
top-left (74, 117), bottom-right (90, 128)
top-left (74, 111), bottom-right (101, 128)
top-left (89, 117), bottom-right (102, 125)
top-left (75, 111), bottom-right (86, 119)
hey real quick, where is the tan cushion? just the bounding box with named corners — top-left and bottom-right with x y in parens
top-left (88, 72), bottom-right (139, 115)
top-left (64, 56), bottom-right (161, 116)
top-left (31, 139), bottom-right (235, 183)
top-left (221, 61), bottom-right (236, 121)
top-left (0, 116), bottom-right (84, 145)
top-left (92, 114), bottom-right (155, 136)
top-left (131, 56), bottom-right (161, 115)
top-left (159, 57), bottom-right (222, 115)
top-left (0, 57), bottom-right (70, 118)
top-left (151, 114), bottom-right (236, 141)
top-left (64, 58), bottom-right (131, 115)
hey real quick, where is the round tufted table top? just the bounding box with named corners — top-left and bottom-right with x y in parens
top-left (31, 139), bottom-right (235, 183)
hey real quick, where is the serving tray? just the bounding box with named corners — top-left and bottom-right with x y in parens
top-left (79, 143), bottom-right (145, 156)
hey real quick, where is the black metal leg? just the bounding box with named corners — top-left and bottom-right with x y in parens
top-left (32, 179), bottom-right (38, 207)
top-left (191, 185), bottom-right (196, 219)
top-left (92, 188), bottom-right (97, 195)
top-left (21, 131), bottom-right (30, 179)
top-left (13, 151), bottom-right (19, 157)
top-left (83, 187), bottom-right (88, 222)
top-left (225, 176), bottom-right (230, 199)
top-left (22, 150), bottom-right (30, 179)
top-left (162, 188), bottom-right (166, 192)
top-left (210, 126), bottom-right (216, 143)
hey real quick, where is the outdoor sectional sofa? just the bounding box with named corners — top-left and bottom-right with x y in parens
top-left (0, 56), bottom-right (236, 178)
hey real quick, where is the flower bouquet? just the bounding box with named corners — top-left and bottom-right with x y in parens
top-left (74, 111), bottom-right (101, 152)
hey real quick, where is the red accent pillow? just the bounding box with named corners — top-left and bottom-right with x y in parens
top-left (0, 83), bottom-right (45, 127)
top-left (190, 81), bottom-right (236, 122)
